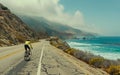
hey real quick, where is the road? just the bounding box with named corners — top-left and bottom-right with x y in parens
top-left (0, 40), bottom-right (43, 75)
top-left (0, 40), bottom-right (108, 75)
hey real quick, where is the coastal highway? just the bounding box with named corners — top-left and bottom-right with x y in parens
top-left (0, 40), bottom-right (108, 75)
top-left (0, 40), bottom-right (43, 75)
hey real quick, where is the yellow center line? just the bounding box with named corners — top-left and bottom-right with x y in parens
top-left (0, 49), bottom-right (24, 60)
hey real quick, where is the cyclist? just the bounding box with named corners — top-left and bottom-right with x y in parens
top-left (24, 40), bottom-right (33, 55)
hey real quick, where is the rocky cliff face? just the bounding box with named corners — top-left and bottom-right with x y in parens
top-left (19, 16), bottom-right (97, 39)
top-left (0, 3), bottom-right (39, 46)
top-left (18, 16), bottom-right (75, 39)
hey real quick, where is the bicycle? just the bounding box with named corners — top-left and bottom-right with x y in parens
top-left (24, 49), bottom-right (32, 61)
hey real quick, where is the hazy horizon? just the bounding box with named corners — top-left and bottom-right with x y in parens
top-left (0, 0), bottom-right (120, 36)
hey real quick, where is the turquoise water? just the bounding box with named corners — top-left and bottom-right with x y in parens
top-left (66, 37), bottom-right (120, 60)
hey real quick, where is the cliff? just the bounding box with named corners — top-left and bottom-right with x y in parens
top-left (0, 3), bottom-right (39, 46)
top-left (19, 16), bottom-right (97, 39)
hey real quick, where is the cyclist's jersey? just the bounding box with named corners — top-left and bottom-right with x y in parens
top-left (25, 41), bottom-right (30, 45)
top-left (25, 41), bottom-right (33, 49)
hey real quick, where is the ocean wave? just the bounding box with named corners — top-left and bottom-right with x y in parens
top-left (67, 41), bottom-right (102, 47)
top-left (95, 52), bottom-right (120, 60)
top-left (67, 41), bottom-right (120, 60)
top-left (68, 42), bottom-right (92, 46)
top-left (75, 47), bottom-right (120, 60)
top-left (66, 37), bottom-right (120, 60)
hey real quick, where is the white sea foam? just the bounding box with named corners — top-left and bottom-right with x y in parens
top-left (97, 53), bottom-right (120, 60)
top-left (68, 42), bottom-right (92, 46)
top-left (67, 41), bottom-right (120, 60)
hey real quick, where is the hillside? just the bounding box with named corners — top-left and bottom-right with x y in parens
top-left (0, 3), bottom-right (40, 46)
top-left (19, 15), bottom-right (97, 39)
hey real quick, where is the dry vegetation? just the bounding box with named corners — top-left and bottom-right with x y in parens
top-left (49, 38), bottom-right (120, 75)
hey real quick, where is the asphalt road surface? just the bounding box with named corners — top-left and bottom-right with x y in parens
top-left (0, 40), bottom-right (108, 75)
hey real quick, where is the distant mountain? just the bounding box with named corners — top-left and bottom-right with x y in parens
top-left (0, 3), bottom-right (40, 46)
top-left (19, 15), bottom-right (97, 39)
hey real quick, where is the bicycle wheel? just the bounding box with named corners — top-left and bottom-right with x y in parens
top-left (24, 51), bottom-right (30, 61)
top-left (29, 50), bottom-right (32, 55)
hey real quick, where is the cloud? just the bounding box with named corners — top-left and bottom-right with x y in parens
top-left (0, 0), bottom-right (99, 33)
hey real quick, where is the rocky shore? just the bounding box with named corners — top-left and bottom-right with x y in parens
top-left (49, 37), bottom-right (120, 75)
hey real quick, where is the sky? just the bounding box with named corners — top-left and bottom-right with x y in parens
top-left (0, 0), bottom-right (120, 36)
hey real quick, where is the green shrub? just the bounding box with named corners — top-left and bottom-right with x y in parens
top-left (107, 65), bottom-right (120, 75)
top-left (1, 5), bottom-right (8, 10)
top-left (89, 57), bottom-right (105, 68)
top-left (64, 48), bottom-right (75, 55)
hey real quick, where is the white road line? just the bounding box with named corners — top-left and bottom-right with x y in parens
top-left (37, 44), bottom-right (45, 75)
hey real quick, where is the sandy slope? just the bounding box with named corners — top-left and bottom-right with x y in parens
top-left (51, 46), bottom-right (109, 75)
top-left (41, 40), bottom-right (109, 75)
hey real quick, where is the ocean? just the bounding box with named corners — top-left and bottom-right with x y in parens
top-left (66, 37), bottom-right (120, 60)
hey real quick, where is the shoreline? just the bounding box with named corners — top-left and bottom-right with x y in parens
top-left (49, 38), bottom-right (120, 75)
top-left (68, 46), bottom-right (120, 60)
top-left (66, 40), bottom-right (120, 60)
